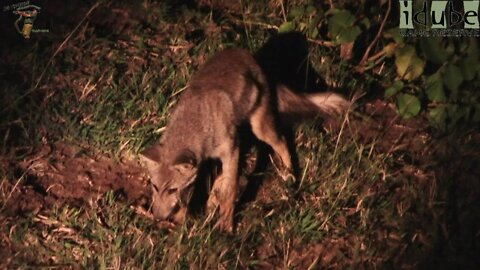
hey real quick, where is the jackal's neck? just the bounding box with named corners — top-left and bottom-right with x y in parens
top-left (159, 97), bottom-right (207, 159)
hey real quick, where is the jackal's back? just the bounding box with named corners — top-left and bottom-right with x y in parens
top-left (187, 49), bottom-right (267, 116)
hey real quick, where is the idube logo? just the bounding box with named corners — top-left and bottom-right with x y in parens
top-left (398, 1), bottom-right (480, 37)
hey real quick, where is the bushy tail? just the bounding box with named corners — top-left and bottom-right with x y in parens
top-left (277, 84), bottom-right (350, 123)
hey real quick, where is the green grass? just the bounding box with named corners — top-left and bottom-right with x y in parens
top-left (2, 131), bottom-right (426, 268)
top-left (1, 0), bottom-right (478, 269)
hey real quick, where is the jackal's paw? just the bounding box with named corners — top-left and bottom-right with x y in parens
top-left (215, 215), bottom-right (234, 233)
top-left (206, 193), bottom-right (220, 213)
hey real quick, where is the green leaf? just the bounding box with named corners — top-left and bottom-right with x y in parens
top-left (306, 5), bottom-right (316, 15)
top-left (328, 10), bottom-right (361, 44)
top-left (278, 21), bottom-right (295, 33)
top-left (428, 106), bottom-right (447, 130)
top-left (445, 42), bottom-right (455, 56)
top-left (384, 28), bottom-right (404, 44)
top-left (443, 64), bottom-right (463, 97)
top-left (396, 93), bottom-right (421, 119)
top-left (309, 26), bottom-right (319, 38)
top-left (460, 55), bottom-right (478, 81)
top-left (385, 87), bottom-right (398, 98)
top-left (466, 37), bottom-right (480, 57)
top-left (419, 38), bottom-right (447, 64)
top-left (447, 104), bottom-right (463, 128)
top-left (395, 45), bottom-right (425, 81)
top-left (336, 26), bottom-right (361, 44)
top-left (425, 72), bottom-right (445, 102)
top-left (328, 10), bottom-right (356, 35)
top-left (360, 17), bottom-right (371, 29)
top-left (385, 80), bottom-right (404, 98)
top-left (290, 6), bottom-right (305, 18)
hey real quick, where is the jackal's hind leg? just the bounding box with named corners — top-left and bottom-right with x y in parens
top-left (250, 103), bottom-right (293, 171)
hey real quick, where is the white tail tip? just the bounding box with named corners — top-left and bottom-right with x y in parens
top-left (308, 92), bottom-right (350, 116)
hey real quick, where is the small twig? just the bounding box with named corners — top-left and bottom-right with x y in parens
top-left (278, 0), bottom-right (287, 22)
top-left (1, 173), bottom-right (26, 211)
top-left (228, 15), bottom-right (279, 30)
top-left (34, 2), bottom-right (101, 90)
top-left (307, 38), bottom-right (336, 48)
top-left (333, 91), bottom-right (362, 158)
top-left (366, 46), bottom-right (388, 63)
top-left (357, 0), bottom-right (392, 72)
top-left (320, 166), bottom-right (351, 230)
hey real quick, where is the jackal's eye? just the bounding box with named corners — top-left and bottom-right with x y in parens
top-left (166, 188), bottom-right (177, 195)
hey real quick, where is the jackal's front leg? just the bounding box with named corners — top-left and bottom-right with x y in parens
top-left (208, 145), bottom-right (240, 232)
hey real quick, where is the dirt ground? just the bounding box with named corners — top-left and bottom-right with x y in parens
top-left (2, 97), bottom-right (426, 221)
top-left (1, 1), bottom-right (479, 268)
top-left (3, 142), bottom-right (150, 217)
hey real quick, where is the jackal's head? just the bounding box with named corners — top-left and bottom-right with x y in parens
top-left (140, 144), bottom-right (198, 225)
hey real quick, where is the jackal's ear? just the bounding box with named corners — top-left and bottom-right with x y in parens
top-left (139, 144), bottom-right (162, 170)
top-left (173, 149), bottom-right (197, 175)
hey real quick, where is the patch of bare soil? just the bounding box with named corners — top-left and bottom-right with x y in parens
top-left (3, 143), bottom-right (150, 216)
top-left (329, 98), bottom-right (429, 154)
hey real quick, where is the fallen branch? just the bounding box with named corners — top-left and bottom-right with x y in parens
top-left (356, 0), bottom-right (392, 73)
top-left (307, 38), bottom-right (336, 48)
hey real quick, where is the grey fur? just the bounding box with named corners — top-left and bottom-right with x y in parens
top-left (140, 49), bottom-right (349, 232)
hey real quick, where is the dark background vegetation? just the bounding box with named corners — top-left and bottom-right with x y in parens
top-left (1, 0), bottom-right (479, 268)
